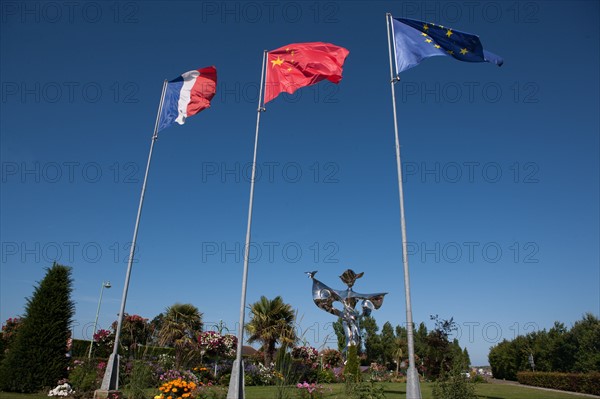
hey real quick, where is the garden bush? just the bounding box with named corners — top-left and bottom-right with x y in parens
top-left (124, 360), bottom-right (158, 399)
top-left (69, 359), bottom-right (102, 397)
top-left (432, 367), bottom-right (477, 399)
top-left (291, 360), bottom-right (318, 384)
top-left (345, 379), bottom-right (385, 399)
top-left (316, 368), bottom-right (336, 383)
top-left (218, 373), bottom-right (231, 386)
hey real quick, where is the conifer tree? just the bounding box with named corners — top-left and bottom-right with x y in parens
top-left (344, 344), bottom-right (361, 383)
top-left (0, 263), bottom-right (74, 392)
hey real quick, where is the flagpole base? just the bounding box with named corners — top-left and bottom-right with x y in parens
top-left (406, 366), bottom-right (422, 399)
top-left (93, 390), bottom-right (122, 399)
top-left (99, 353), bottom-right (120, 391)
top-left (226, 359), bottom-right (245, 399)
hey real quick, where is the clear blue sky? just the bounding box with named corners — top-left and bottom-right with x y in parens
top-left (1, 1), bottom-right (598, 366)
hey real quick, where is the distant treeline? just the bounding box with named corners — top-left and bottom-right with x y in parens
top-left (488, 313), bottom-right (599, 380)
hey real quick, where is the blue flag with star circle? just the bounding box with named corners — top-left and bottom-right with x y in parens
top-left (391, 17), bottom-right (503, 74)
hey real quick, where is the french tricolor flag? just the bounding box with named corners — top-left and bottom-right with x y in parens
top-left (158, 66), bottom-right (217, 132)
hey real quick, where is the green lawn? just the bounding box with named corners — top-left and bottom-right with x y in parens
top-left (246, 383), bottom-right (596, 399)
top-left (0, 383), bottom-right (591, 399)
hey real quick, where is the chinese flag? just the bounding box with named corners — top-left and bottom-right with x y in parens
top-left (264, 42), bottom-right (349, 103)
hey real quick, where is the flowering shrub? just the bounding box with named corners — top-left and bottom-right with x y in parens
top-left (97, 361), bottom-right (107, 372)
top-left (244, 363), bottom-right (283, 386)
top-left (157, 354), bottom-right (176, 370)
top-left (123, 314), bottom-right (147, 324)
top-left (92, 328), bottom-right (113, 358)
top-left (192, 367), bottom-right (215, 385)
top-left (295, 381), bottom-right (327, 399)
top-left (321, 349), bottom-right (343, 368)
top-left (291, 346), bottom-right (318, 365)
top-left (68, 359), bottom-right (103, 394)
top-left (1, 317), bottom-right (22, 354)
top-left (155, 379), bottom-right (197, 399)
top-left (197, 331), bottom-right (237, 358)
top-left (1, 317), bottom-right (22, 338)
top-left (111, 314), bottom-right (150, 354)
top-left (93, 329), bottom-right (111, 342)
top-left (48, 382), bottom-right (75, 397)
top-left (366, 363), bottom-right (405, 382)
top-left (259, 363), bottom-right (283, 385)
top-left (159, 369), bottom-right (199, 384)
top-left (369, 363), bottom-right (387, 381)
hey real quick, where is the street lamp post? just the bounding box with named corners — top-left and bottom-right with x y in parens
top-left (528, 353), bottom-right (535, 372)
top-left (88, 281), bottom-right (111, 358)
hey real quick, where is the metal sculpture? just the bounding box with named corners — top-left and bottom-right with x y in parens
top-left (307, 269), bottom-right (387, 352)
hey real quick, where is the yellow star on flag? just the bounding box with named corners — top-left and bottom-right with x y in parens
top-left (460, 48), bottom-right (468, 55)
top-left (434, 44), bottom-right (441, 49)
top-left (423, 24), bottom-right (429, 30)
top-left (425, 39), bottom-right (432, 43)
top-left (271, 56), bottom-right (284, 67)
top-left (446, 29), bottom-right (453, 37)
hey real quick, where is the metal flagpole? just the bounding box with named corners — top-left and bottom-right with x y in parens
top-left (98, 80), bottom-right (169, 394)
top-left (386, 13), bottom-right (422, 399)
top-left (227, 50), bottom-right (267, 399)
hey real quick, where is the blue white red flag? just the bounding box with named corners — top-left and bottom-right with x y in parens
top-left (158, 66), bottom-right (217, 132)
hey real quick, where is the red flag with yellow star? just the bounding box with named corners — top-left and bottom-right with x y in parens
top-left (264, 42), bottom-right (349, 104)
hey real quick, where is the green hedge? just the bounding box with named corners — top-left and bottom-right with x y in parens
top-left (71, 339), bottom-right (176, 359)
top-left (71, 338), bottom-right (90, 357)
top-left (517, 371), bottom-right (600, 395)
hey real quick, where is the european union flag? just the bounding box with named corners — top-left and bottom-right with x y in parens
top-left (392, 17), bottom-right (503, 74)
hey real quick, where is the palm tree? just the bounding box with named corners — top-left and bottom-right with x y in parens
top-left (245, 296), bottom-right (297, 365)
top-left (158, 303), bottom-right (203, 368)
top-left (394, 344), bottom-right (404, 375)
